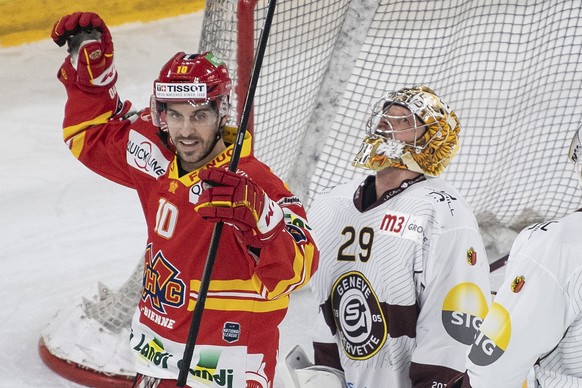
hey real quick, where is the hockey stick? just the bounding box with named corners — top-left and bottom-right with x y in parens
top-left (489, 254), bottom-right (509, 273)
top-left (176, 1), bottom-right (277, 386)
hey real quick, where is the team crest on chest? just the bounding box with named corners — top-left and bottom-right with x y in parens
top-left (331, 271), bottom-right (387, 360)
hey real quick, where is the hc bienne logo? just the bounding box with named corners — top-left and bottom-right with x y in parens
top-left (142, 244), bottom-right (185, 314)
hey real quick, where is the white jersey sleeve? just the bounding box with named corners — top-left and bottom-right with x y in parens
top-left (465, 211), bottom-right (582, 388)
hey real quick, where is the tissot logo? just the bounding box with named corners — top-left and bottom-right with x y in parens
top-left (154, 82), bottom-right (207, 99)
top-left (156, 84), bottom-right (205, 93)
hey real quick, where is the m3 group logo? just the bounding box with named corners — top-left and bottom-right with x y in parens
top-left (331, 271), bottom-right (387, 360)
top-left (468, 302), bottom-right (511, 365)
top-left (442, 282), bottom-right (489, 345)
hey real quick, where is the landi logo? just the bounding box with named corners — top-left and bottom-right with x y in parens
top-left (442, 282), bottom-right (489, 345)
top-left (468, 302), bottom-right (511, 366)
top-left (177, 348), bottom-right (235, 387)
top-left (133, 334), bottom-right (172, 368)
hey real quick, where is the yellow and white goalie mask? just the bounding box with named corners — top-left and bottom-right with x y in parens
top-left (352, 85), bottom-right (461, 176)
top-left (568, 125), bottom-right (582, 185)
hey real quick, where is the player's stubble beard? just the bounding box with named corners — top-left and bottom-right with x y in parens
top-left (171, 123), bottom-right (223, 172)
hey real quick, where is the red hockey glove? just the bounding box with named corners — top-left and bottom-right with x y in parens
top-left (52, 12), bottom-right (117, 92)
top-left (51, 12), bottom-right (111, 48)
top-left (195, 167), bottom-right (285, 248)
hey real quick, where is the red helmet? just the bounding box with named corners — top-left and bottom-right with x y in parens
top-left (150, 51), bottom-right (232, 127)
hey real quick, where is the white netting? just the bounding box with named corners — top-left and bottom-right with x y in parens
top-left (200, 0), bottom-right (582, 248)
top-left (39, 270), bottom-right (139, 379)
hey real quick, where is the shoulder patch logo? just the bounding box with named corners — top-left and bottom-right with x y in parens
top-left (127, 130), bottom-right (171, 178)
top-left (511, 276), bottom-right (525, 293)
top-left (466, 247), bottom-right (477, 266)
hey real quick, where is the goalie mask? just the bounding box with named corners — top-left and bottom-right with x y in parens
top-left (150, 51), bottom-right (232, 148)
top-left (352, 85), bottom-right (461, 176)
top-left (568, 125), bottom-right (582, 185)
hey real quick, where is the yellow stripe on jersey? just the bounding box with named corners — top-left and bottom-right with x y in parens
top-left (69, 131), bottom-right (86, 159)
top-left (253, 242), bottom-right (316, 299)
top-left (187, 294), bottom-right (289, 312)
top-left (190, 278), bottom-right (260, 292)
top-left (187, 278), bottom-right (289, 312)
top-left (63, 111), bottom-right (115, 141)
top-left (63, 111), bottom-right (115, 158)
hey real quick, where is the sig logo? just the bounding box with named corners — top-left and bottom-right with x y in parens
top-left (468, 302), bottom-right (511, 365)
top-left (442, 282), bottom-right (488, 345)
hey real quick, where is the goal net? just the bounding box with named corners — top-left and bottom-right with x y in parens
top-left (40, 0), bottom-right (582, 385)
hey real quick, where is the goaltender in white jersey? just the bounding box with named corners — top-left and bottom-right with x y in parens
top-left (451, 127), bottom-right (582, 388)
top-left (288, 85), bottom-right (491, 388)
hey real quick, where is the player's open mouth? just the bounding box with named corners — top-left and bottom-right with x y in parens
top-left (179, 139), bottom-right (200, 150)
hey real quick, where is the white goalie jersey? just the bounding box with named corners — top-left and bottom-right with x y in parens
top-left (308, 174), bottom-right (491, 388)
top-left (465, 210), bottom-right (582, 388)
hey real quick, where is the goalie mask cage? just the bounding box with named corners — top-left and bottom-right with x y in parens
top-left (39, 1), bottom-right (582, 386)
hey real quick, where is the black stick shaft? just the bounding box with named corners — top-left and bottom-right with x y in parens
top-left (229, 0), bottom-right (276, 172)
top-left (176, 1), bottom-right (277, 386)
top-left (489, 254), bottom-right (509, 272)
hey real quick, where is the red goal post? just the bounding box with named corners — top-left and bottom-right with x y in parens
top-left (40, 1), bottom-right (582, 386)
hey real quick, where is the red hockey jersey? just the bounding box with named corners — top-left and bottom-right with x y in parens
top-left (58, 77), bottom-right (318, 387)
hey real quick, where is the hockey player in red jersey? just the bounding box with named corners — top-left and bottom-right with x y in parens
top-left (447, 127), bottom-right (582, 387)
top-left (50, 11), bottom-right (318, 388)
top-left (288, 85), bottom-right (491, 388)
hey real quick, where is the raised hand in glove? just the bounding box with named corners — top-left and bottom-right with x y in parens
top-left (195, 167), bottom-right (285, 248)
top-left (51, 12), bottom-right (117, 91)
